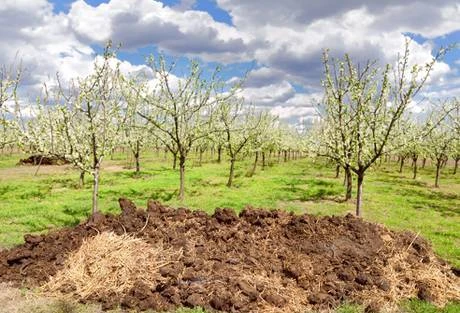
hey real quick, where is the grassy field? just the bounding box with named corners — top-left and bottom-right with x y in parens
top-left (0, 151), bottom-right (459, 313)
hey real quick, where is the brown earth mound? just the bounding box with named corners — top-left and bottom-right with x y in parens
top-left (0, 199), bottom-right (459, 312)
top-left (18, 155), bottom-right (70, 166)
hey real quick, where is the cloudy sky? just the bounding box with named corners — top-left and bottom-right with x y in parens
top-left (1, 0), bottom-right (459, 124)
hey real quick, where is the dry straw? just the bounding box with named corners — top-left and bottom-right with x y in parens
top-left (356, 238), bottom-right (460, 309)
top-left (43, 232), bottom-right (181, 300)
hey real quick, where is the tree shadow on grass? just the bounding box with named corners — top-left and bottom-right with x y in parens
top-left (278, 177), bottom-right (343, 202)
top-left (149, 188), bottom-right (178, 202)
top-left (18, 188), bottom-right (51, 200)
top-left (397, 188), bottom-right (460, 202)
top-left (0, 185), bottom-right (18, 197)
top-left (43, 177), bottom-right (80, 189)
top-left (398, 189), bottom-right (460, 217)
top-left (191, 177), bottom-right (220, 187)
top-left (61, 205), bottom-right (89, 226)
top-left (410, 202), bottom-right (458, 217)
top-left (112, 171), bottom-right (154, 179)
top-left (298, 188), bottom-right (344, 202)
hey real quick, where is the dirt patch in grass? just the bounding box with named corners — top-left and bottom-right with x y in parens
top-left (0, 199), bottom-right (459, 312)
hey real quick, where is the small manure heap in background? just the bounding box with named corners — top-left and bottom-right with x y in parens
top-left (0, 198), bottom-right (459, 313)
top-left (18, 155), bottom-right (69, 166)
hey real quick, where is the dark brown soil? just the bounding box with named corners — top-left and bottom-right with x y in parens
top-left (18, 155), bottom-right (70, 166)
top-left (0, 199), bottom-right (458, 312)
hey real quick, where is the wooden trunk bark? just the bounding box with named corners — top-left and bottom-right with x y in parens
top-left (412, 157), bottom-right (418, 179)
top-left (435, 160), bottom-right (441, 188)
top-left (356, 172), bottom-right (364, 216)
top-left (92, 166), bottom-right (100, 214)
top-left (79, 171), bottom-right (85, 188)
top-left (262, 152), bottom-right (266, 171)
top-left (399, 157), bottom-right (405, 173)
top-left (179, 155), bottom-right (186, 201)
top-left (227, 158), bottom-right (236, 187)
top-left (345, 166), bottom-right (352, 201)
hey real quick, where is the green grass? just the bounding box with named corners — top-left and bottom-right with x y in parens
top-left (0, 151), bottom-right (459, 313)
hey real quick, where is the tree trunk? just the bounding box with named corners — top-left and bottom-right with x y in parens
top-left (217, 145), bottom-right (222, 163)
top-left (134, 152), bottom-right (140, 173)
top-left (248, 151), bottom-right (259, 177)
top-left (335, 164), bottom-right (340, 178)
top-left (227, 158), bottom-right (236, 187)
top-left (283, 150), bottom-right (287, 162)
top-left (134, 140), bottom-right (140, 173)
top-left (435, 159), bottom-right (441, 188)
top-left (442, 157), bottom-right (448, 168)
top-left (422, 158), bottom-right (426, 169)
top-left (262, 152), bottom-right (266, 171)
top-left (179, 155), bottom-right (186, 201)
top-left (172, 153), bottom-right (177, 170)
top-left (454, 158), bottom-right (459, 175)
top-left (199, 149), bottom-right (204, 166)
top-left (399, 157), bottom-right (405, 173)
top-left (34, 155), bottom-right (44, 176)
top-left (278, 151), bottom-right (281, 163)
top-left (412, 157), bottom-right (418, 179)
top-left (126, 149), bottom-right (132, 169)
top-left (356, 172), bottom-right (364, 217)
top-left (344, 166), bottom-right (352, 201)
top-left (92, 166), bottom-right (100, 214)
top-left (79, 171), bottom-right (85, 188)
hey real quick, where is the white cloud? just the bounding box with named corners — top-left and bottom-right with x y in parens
top-left (68, 0), bottom-right (254, 63)
top-left (214, 1), bottom-right (457, 93)
top-left (285, 93), bottom-right (322, 107)
top-left (0, 0), bottom-right (95, 97)
top-left (270, 106), bottom-right (316, 120)
top-left (241, 81), bottom-right (295, 106)
top-left (243, 67), bottom-right (286, 88)
top-left (173, 0), bottom-right (197, 12)
top-left (216, 0), bottom-right (460, 37)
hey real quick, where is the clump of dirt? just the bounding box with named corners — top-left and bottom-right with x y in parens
top-left (18, 155), bottom-right (69, 166)
top-left (0, 199), bottom-right (459, 313)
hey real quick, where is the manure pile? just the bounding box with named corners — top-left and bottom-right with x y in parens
top-left (0, 199), bottom-right (459, 312)
top-left (18, 155), bottom-right (70, 166)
